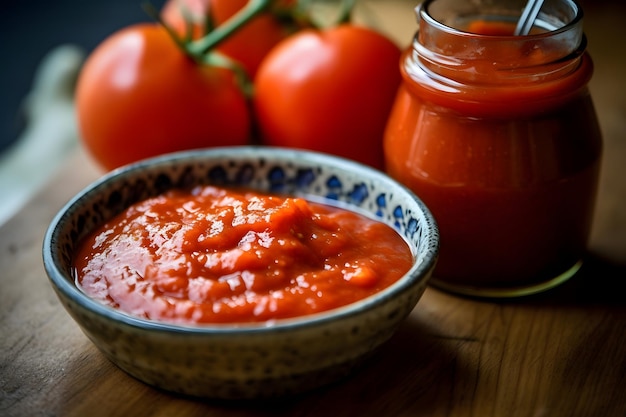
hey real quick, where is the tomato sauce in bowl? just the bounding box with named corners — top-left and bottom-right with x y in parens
top-left (45, 147), bottom-right (438, 398)
top-left (73, 185), bottom-right (414, 324)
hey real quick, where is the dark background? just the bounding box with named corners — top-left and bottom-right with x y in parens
top-left (0, 0), bottom-right (167, 154)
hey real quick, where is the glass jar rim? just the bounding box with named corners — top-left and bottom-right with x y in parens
top-left (417, 0), bottom-right (583, 39)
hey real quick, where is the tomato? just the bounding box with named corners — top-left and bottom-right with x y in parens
top-left (253, 25), bottom-right (402, 170)
top-left (75, 23), bottom-right (251, 171)
top-left (161, 0), bottom-right (295, 77)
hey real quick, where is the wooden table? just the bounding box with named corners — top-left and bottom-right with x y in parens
top-left (2, 1), bottom-right (625, 416)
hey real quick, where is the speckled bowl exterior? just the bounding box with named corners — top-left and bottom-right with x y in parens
top-left (43, 146), bottom-right (439, 399)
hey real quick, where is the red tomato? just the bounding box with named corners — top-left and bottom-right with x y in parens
top-left (75, 23), bottom-right (251, 171)
top-left (161, 0), bottom-right (294, 77)
top-left (253, 25), bottom-right (402, 170)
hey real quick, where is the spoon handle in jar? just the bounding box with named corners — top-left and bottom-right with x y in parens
top-left (514, 0), bottom-right (545, 35)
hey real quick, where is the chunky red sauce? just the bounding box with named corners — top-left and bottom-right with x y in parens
top-left (73, 186), bottom-right (413, 324)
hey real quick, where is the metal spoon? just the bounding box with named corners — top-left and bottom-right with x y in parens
top-left (514, 0), bottom-right (545, 35)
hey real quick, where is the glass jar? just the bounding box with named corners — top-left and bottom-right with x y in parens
top-left (383, 0), bottom-right (602, 297)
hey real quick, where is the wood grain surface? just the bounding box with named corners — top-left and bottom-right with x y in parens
top-left (1, 1), bottom-right (625, 416)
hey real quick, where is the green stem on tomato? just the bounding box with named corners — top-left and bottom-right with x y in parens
top-left (178, 2), bottom-right (201, 42)
top-left (143, 3), bottom-right (190, 49)
top-left (186, 0), bottom-right (274, 56)
top-left (143, 2), bottom-right (254, 97)
top-left (201, 51), bottom-right (255, 98)
top-left (146, 0), bottom-right (356, 99)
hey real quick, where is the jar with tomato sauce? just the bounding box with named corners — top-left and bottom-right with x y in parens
top-left (384, 0), bottom-right (602, 297)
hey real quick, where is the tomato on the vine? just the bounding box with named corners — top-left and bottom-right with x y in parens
top-left (75, 23), bottom-right (251, 171)
top-left (161, 0), bottom-right (297, 77)
top-left (253, 24), bottom-right (402, 170)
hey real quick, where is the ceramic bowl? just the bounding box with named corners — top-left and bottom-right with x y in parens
top-left (42, 146), bottom-right (439, 399)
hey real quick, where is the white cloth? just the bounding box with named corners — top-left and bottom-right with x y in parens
top-left (0, 44), bottom-right (85, 226)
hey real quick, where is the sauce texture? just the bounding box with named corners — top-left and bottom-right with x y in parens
top-left (74, 186), bottom-right (413, 324)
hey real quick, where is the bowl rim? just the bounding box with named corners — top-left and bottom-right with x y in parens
top-left (42, 146), bottom-right (439, 334)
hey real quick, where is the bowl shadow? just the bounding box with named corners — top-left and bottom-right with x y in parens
top-left (174, 312), bottom-right (468, 416)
